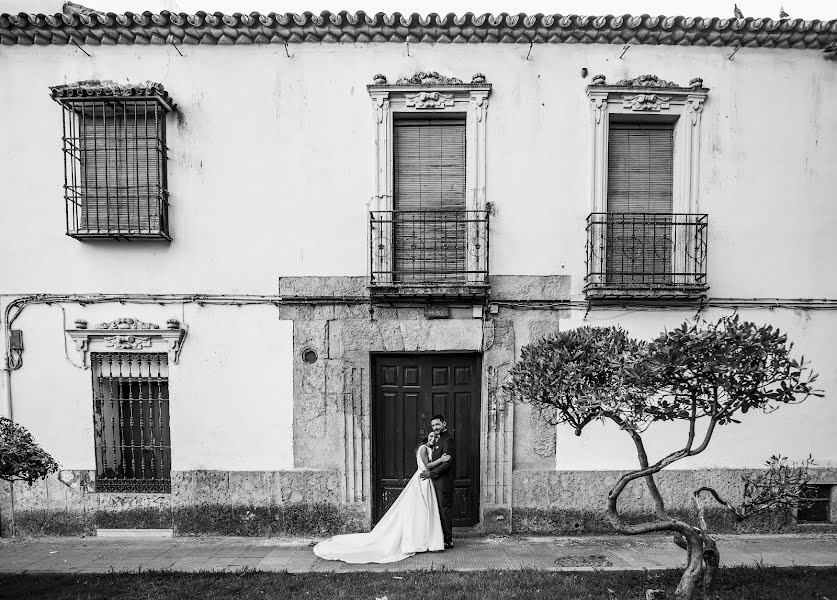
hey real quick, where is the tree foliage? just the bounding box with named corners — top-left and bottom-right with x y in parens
top-left (0, 417), bottom-right (59, 485)
top-left (506, 325), bottom-right (656, 434)
top-left (504, 315), bottom-right (822, 600)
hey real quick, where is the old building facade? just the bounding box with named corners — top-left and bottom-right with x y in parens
top-left (0, 7), bottom-right (836, 536)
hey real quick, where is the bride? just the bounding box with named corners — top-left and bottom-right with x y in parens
top-left (313, 431), bottom-right (450, 563)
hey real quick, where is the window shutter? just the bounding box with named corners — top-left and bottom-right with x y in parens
top-left (606, 123), bottom-right (674, 284)
top-left (393, 119), bottom-right (466, 211)
top-left (78, 102), bottom-right (163, 234)
top-left (607, 123), bottom-right (673, 213)
top-left (393, 119), bottom-right (466, 282)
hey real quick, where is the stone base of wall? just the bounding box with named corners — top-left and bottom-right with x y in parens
top-left (7, 467), bottom-right (836, 536)
top-left (3, 469), bottom-right (363, 537)
top-left (512, 468), bottom-right (837, 534)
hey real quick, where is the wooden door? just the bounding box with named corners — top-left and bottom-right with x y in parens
top-left (372, 353), bottom-right (481, 526)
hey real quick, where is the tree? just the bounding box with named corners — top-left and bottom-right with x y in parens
top-left (505, 316), bottom-right (820, 600)
top-left (0, 417), bottom-right (59, 485)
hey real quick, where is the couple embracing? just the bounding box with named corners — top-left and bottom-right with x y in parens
top-left (313, 415), bottom-right (455, 564)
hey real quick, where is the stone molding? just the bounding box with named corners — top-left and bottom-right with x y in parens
top-left (66, 317), bottom-right (186, 366)
top-left (2, 11), bottom-right (835, 50)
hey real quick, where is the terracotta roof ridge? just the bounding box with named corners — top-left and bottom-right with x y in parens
top-left (1, 11), bottom-right (836, 51)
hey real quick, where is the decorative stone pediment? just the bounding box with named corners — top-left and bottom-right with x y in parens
top-left (370, 72), bottom-right (489, 89)
top-left (95, 317), bottom-right (160, 330)
top-left (591, 74), bottom-right (706, 91)
top-left (66, 317), bottom-right (186, 367)
top-left (395, 71), bottom-right (464, 85)
top-left (613, 74), bottom-right (678, 88)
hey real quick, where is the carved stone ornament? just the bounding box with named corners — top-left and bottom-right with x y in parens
top-left (623, 93), bottom-right (671, 111)
top-left (395, 71), bottom-right (464, 85)
top-left (66, 316), bottom-right (186, 367)
top-left (612, 74), bottom-right (680, 88)
top-left (104, 335), bottom-right (152, 350)
top-left (406, 91), bottom-right (455, 109)
top-left (96, 317), bottom-right (160, 330)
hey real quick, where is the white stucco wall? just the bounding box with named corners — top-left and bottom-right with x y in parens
top-left (4, 302), bottom-right (294, 471)
top-left (0, 43), bottom-right (835, 296)
top-left (556, 306), bottom-right (836, 470)
top-left (0, 41), bottom-right (835, 472)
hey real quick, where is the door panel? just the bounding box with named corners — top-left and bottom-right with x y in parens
top-left (373, 354), bottom-right (481, 527)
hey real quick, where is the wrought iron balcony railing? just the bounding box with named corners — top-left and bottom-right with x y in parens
top-left (370, 209), bottom-right (489, 292)
top-left (585, 212), bottom-right (708, 297)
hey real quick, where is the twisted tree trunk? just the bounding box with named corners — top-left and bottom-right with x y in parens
top-left (606, 411), bottom-right (719, 600)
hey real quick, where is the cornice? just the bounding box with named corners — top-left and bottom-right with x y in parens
top-left (66, 317), bottom-right (186, 366)
top-left (49, 81), bottom-right (177, 111)
top-left (586, 74), bottom-right (709, 97)
top-left (368, 72), bottom-right (491, 94)
top-left (1, 11), bottom-right (836, 51)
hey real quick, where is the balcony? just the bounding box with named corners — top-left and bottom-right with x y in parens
top-left (585, 212), bottom-right (708, 301)
top-left (369, 209), bottom-right (490, 300)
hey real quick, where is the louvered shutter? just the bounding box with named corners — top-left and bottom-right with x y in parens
top-left (79, 102), bottom-right (162, 234)
top-left (393, 119), bottom-right (466, 282)
top-left (606, 123), bottom-right (674, 284)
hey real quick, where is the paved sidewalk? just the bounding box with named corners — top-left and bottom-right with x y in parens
top-left (0, 534), bottom-right (835, 574)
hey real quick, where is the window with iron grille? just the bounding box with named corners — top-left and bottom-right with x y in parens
top-left (92, 352), bottom-right (171, 493)
top-left (51, 82), bottom-right (176, 240)
top-left (797, 484), bottom-right (832, 523)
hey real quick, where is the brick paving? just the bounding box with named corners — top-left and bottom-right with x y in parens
top-left (0, 534), bottom-right (835, 574)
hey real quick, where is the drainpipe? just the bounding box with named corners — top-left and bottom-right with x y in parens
top-left (1, 353), bottom-right (14, 537)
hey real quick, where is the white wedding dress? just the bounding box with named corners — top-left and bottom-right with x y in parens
top-left (313, 448), bottom-right (444, 563)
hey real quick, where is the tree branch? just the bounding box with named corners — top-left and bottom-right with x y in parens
top-left (608, 414), bottom-right (669, 520)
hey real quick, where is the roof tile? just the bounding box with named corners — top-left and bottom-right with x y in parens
top-left (0, 10), bottom-right (835, 51)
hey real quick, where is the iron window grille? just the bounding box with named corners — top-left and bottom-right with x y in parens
top-left (51, 82), bottom-right (176, 240)
top-left (585, 212), bottom-right (708, 295)
top-left (369, 209), bottom-right (490, 286)
top-left (797, 484), bottom-right (832, 523)
top-left (92, 352), bottom-right (171, 493)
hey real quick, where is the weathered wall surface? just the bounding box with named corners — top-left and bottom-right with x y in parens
top-left (553, 307), bottom-right (836, 471)
top-left (4, 302), bottom-right (294, 471)
top-left (0, 44), bottom-right (834, 298)
top-left (512, 467), bottom-right (837, 534)
top-left (6, 469), bottom-right (360, 537)
top-left (0, 39), bottom-right (835, 535)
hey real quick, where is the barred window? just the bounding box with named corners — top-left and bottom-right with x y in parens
top-left (92, 353), bottom-right (171, 493)
top-left (797, 484), bottom-right (832, 523)
top-left (51, 82), bottom-right (176, 240)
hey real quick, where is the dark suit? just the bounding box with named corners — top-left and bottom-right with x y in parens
top-left (427, 430), bottom-right (455, 545)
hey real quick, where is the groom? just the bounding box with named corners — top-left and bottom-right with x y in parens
top-left (420, 414), bottom-right (455, 549)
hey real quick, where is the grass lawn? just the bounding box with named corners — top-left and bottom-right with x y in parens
top-left (1, 567), bottom-right (836, 600)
